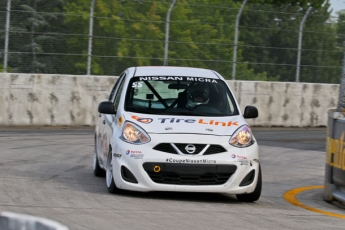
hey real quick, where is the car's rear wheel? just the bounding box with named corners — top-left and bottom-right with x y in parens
top-left (236, 164), bottom-right (262, 202)
top-left (106, 148), bottom-right (121, 194)
top-left (93, 135), bottom-right (105, 177)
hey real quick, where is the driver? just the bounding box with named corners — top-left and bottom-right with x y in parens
top-left (186, 83), bottom-right (210, 109)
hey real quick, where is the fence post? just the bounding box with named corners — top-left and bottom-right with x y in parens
top-left (87, 0), bottom-right (95, 75)
top-left (295, 6), bottom-right (312, 82)
top-left (232, 0), bottom-right (247, 80)
top-left (164, 0), bottom-right (176, 66)
top-left (3, 0), bottom-right (11, 73)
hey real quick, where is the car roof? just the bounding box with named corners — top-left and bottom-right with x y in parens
top-left (133, 66), bottom-right (220, 79)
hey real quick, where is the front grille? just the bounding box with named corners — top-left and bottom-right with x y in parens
top-left (153, 143), bottom-right (177, 154)
top-left (203, 145), bottom-right (227, 155)
top-left (143, 163), bottom-right (236, 185)
top-left (153, 143), bottom-right (227, 155)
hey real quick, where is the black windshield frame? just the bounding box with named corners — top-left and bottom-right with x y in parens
top-left (125, 76), bottom-right (239, 117)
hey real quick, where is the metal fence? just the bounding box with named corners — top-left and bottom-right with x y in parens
top-left (0, 0), bottom-right (344, 83)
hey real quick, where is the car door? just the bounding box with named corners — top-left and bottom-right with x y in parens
top-left (98, 73), bottom-right (126, 166)
top-left (100, 72), bottom-right (127, 164)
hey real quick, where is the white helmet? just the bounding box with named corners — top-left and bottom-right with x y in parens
top-left (186, 83), bottom-right (210, 108)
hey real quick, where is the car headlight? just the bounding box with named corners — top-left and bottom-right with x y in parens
top-left (229, 125), bottom-right (254, 148)
top-left (120, 122), bottom-right (150, 144)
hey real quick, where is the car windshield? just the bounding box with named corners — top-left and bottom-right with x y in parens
top-left (125, 76), bottom-right (239, 116)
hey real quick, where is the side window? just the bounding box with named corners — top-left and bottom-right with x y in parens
top-left (113, 76), bottom-right (126, 111)
top-left (108, 73), bottom-right (125, 101)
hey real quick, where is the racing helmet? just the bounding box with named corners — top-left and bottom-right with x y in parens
top-left (186, 83), bottom-right (210, 108)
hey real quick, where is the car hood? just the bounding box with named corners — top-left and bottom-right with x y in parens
top-left (123, 113), bottom-right (247, 136)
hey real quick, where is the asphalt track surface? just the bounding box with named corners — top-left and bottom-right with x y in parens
top-left (0, 126), bottom-right (345, 230)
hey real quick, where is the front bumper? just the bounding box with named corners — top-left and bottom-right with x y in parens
top-left (111, 133), bottom-right (259, 194)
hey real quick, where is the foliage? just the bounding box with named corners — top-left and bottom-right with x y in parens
top-left (0, 0), bottom-right (342, 83)
top-left (240, 0), bottom-right (342, 82)
top-left (0, 0), bottom-right (64, 73)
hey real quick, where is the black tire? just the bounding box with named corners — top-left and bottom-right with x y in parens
top-left (236, 165), bottom-right (262, 202)
top-left (93, 135), bottom-right (105, 177)
top-left (106, 148), bottom-right (121, 194)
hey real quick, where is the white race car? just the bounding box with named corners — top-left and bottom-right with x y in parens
top-left (94, 66), bottom-right (261, 202)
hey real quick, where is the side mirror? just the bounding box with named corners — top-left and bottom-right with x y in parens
top-left (98, 101), bottom-right (116, 115)
top-left (243, 106), bottom-right (258, 119)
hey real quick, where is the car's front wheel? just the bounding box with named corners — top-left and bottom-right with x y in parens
top-left (106, 148), bottom-right (121, 194)
top-left (236, 164), bottom-right (262, 202)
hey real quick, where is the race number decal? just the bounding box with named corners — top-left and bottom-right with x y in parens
top-left (132, 82), bottom-right (143, 88)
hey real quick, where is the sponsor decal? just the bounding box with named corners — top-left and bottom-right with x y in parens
top-left (130, 154), bottom-right (144, 159)
top-left (232, 154), bottom-right (247, 161)
top-left (236, 155), bottom-right (247, 160)
top-left (131, 116), bottom-right (153, 124)
top-left (130, 116), bottom-right (239, 127)
top-left (126, 150), bottom-right (142, 154)
top-left (238, 159), bottom-right (249, 166)
top-left (158, 118), bottom-right (238, 127)
top-left (132, 82), bottom-right (143, 88)
top-left (166, 158), bottom-right (216, 164)
top-left (326, 132), bottom-right (345, 169)
top-left (126, 150), bottom-right (144, 159)
top-left (113, 153), bottom-right (122, 158)
top-left (138, 76), bottom-right (218, 83)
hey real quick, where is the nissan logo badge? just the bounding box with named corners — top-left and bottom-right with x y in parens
top-left (185, 144), bottom-right (196, 154)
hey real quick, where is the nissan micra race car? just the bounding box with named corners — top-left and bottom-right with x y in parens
top-left (94, 66), bottom-right (261, 202)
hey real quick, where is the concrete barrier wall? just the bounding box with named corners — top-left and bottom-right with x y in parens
top-left (227, 81), bottom-right (339, 127)
top-left (0, 212), bottom-right (69, 230)
top-left (0, 73), bottom-right (339, 127)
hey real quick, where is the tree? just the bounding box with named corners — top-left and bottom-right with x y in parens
top-left (0, 0), bottom-right (64, 73)
top-left (300, 1), bottom-right (342, 83)
top-left (239, 0), bottom-right (341, 82)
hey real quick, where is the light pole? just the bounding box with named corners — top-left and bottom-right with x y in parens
top-left (232, 0), bottom-right (247, 80)
top-left (87, 0), bottom-right (95, 75)
top-left (3, 0), bottom-right (11, 73)
top-left (164, 0), bottom-right (176, 66)
top-left (295, 6), bottom-right (312, 82)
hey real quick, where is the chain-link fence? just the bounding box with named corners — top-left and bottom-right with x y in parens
top-left (0, 0), bottom-right (344, 83)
